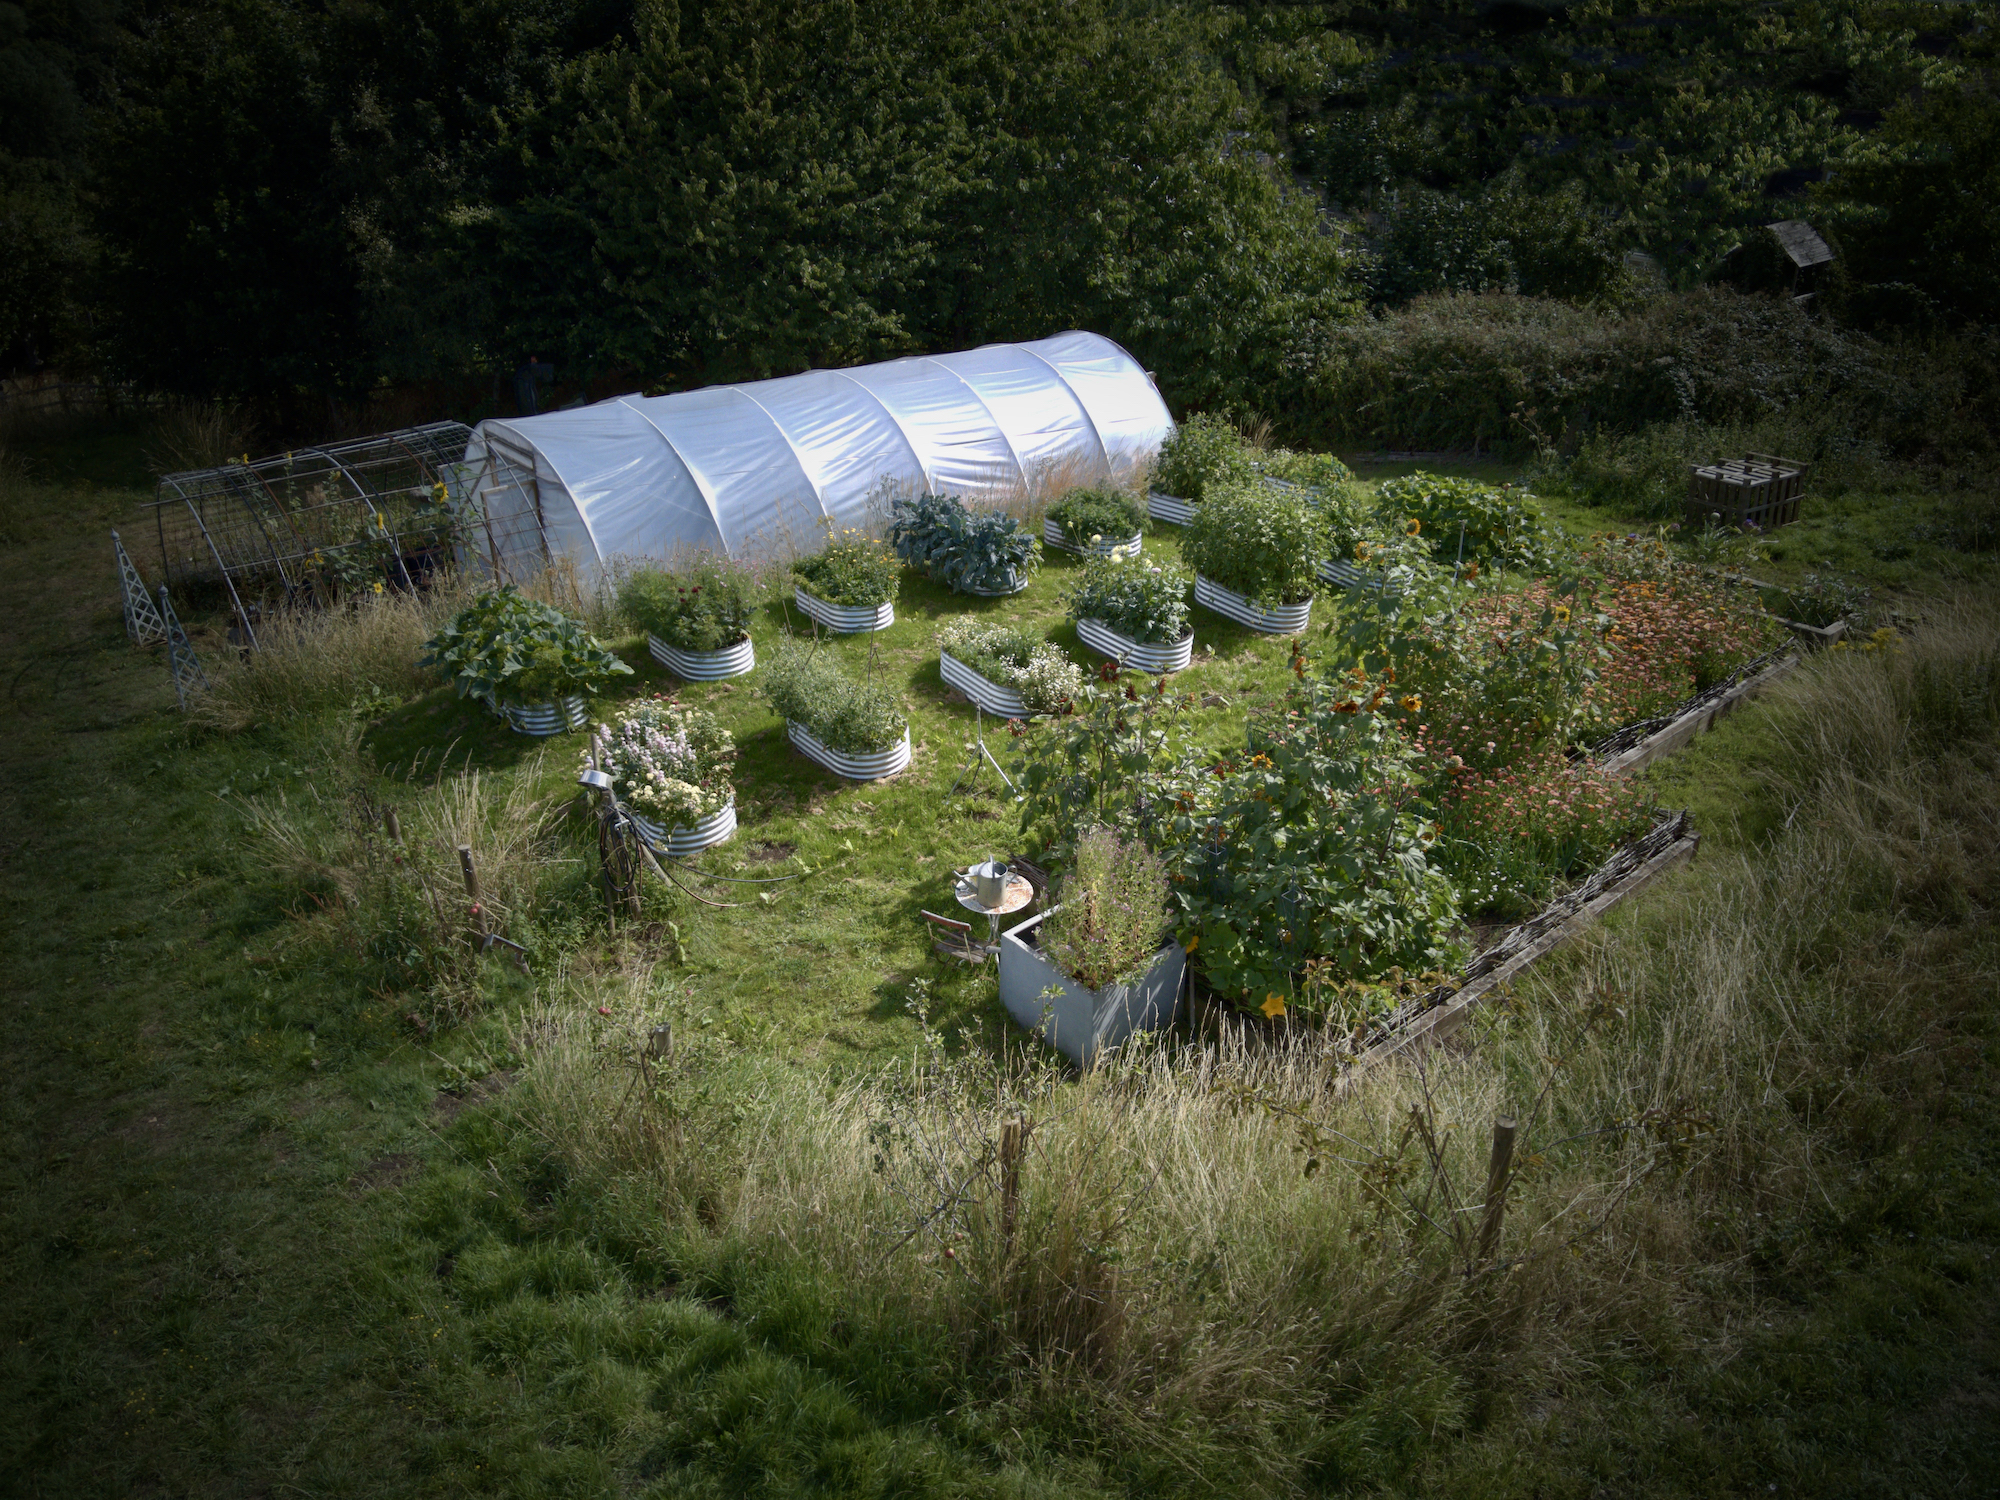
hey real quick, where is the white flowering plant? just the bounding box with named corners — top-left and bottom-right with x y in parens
top-left (937, 618), bottom-right (1083, 714)
top-left (591, 697), bottom-right (736, 828)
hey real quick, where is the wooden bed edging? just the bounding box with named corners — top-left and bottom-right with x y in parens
top-left (1339, 823), bottom-right (1701, 1089)
top-left (1598, 652), bottom-right (1802, 776)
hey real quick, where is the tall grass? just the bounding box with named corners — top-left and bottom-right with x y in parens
top-left (498, 595), bottom-right (2000, 1489)
top-left (143, 399), bottom-right (260, 476)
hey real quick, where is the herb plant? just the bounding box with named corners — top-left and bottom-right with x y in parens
top-left (1064, 556), bottom-right (1190, 644)
top-left (1179, 483), bottom-right (1329, 607)
top-left (618, 553), bottom-right (763, 651)
top-left (758, 643), bottom-right (907, 755)
top-left (937, 619), bottom-right (1083, 714)
top-left (889, 492), bottom-right (1040, 595)
top-left (420, 587), bottom-right (632, 707)
top-left (591, 697), bottom-right (736, 827)
top-left (1046, 488), bottom-right (1146, 547)
top-left (792, 531), bottom-right (901, 608)
top-left (1039, 826), bottom-right (1170, 990)
top-left (1152, 412), bottom-right (1252, 503)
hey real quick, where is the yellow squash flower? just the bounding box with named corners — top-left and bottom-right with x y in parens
top-left (1260, 993), bottom-right (1287, 1020)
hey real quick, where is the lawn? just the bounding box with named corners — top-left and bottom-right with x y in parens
top-left (4, 419), bottom-right (1997, 1497)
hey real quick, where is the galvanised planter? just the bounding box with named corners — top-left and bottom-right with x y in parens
top-left (997, 908), bottom-right (1184, 1066)
top-left (499, 695), bottom-right (589, 736)
top-left (628, 798), bottom-right (737, 858)
top-left (1042, 518), bottom-right (1141, 560)
top-left (795, 585), bottom-right (894, 634)
top-left (939, 650), bottom-right (1027, 718)
top-left (648, 633), bottom-right (755, 680)
top-left (786, 721), bottom-right (912, 781)
top-left (1074, 618), bottom-right (1193, 675)
top-left (1147, 491), bottom-right (1197, 525)
top-left (1193, 574), bottom-right (1313, 635)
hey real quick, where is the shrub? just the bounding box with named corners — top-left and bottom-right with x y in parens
top-left (792, 531), bottom-right (900, 608)
top-left (1374, 472), bottom-right (1569, 574)
top-left (592, 697), bottom-right (735, 827)
top-left (1179, 483), bottom-right (1328, 607)
top-left (1253, 447), bottom-right (1354, 494)
top-left (888, 491), bottom-right (1040, 595)
top-left (1039, 826), bottom-right (1170, 990)
top-left (757, 643), bottom-right (906, 755)
top-left (618, 553), bottom-right (762, 651)
top-left (1151, 412), bottom-right (1252, 502)
top-left (1167, 680), bottom-right (1463, 1014)
top-left (1064, 555), bottom-right (1190, 644)
top-left (421, 586), bottom-right (632, 707)
top-left (937, 619), bottom-right (1083, 714)
top-left (1045, 487), bottom-right (1145, 546)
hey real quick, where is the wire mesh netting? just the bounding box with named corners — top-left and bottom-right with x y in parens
top-left (143, 422), bottom-right (561, 641)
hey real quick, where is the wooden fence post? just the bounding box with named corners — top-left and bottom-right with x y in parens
top-left (999, 1114), bottom-right (1024, 1261)
top-left (458, 845), bottom-right (486, 949)
top-left (1477, 1116), bottom-right (1518, 1263)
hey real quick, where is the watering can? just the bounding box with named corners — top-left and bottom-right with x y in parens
top-left (972, 857), bottom-right (1010, 908)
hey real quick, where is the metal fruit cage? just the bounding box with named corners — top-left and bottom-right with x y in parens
top-left (142, 421), bottom-right (559, 648)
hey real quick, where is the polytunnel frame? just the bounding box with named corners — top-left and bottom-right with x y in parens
top-left (474, 332), bottom-right (1167, 577)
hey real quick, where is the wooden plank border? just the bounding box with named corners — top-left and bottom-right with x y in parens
top-left (1598, 652), bottom-right (1803, 776)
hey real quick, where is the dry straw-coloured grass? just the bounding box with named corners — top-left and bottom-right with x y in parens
top-left (499, 593), bottom-right (2000, 1485)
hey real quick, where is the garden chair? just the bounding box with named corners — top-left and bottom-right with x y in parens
top-left (922, 909), bottom-right (989, 965)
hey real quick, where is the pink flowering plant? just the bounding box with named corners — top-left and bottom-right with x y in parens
top-left (589, 697), bottom-right (735, 827)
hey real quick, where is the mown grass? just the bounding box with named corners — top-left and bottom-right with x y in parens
top-left (3, 424), bottom-right (1997, 1497)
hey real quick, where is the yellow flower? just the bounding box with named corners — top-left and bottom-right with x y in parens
top-left (1405, 518), bottom-right (1421, 535)
top-left (1260, 993), bottom-right (1287, 1020)
top-left (372, 580), bottom-right (384, 594)
top-left (1399, 694), bottom-right (1421, 712)
top-left (1553, 605), bottom-right (1571, 623)
top-left (1184, 935), bottom-right (1199, 953)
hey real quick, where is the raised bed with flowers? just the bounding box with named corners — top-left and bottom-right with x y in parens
top-left (999, 464), bottom-right (1790, 1061)
top-left (1065, 554), bottom-right (1194, 674)
top-left (1042, 488), bottom-right (1145, 559)
top-left (1180, 482), bottom-right (1326, 635)
top-left (759, 643), bottom-right (911, 781)
top-left (419, 585), bottom-right (631, 737)
top-left (792, 532), bottom-right (900, 632)
top-left (936, 618), bottom-right (1084, 719)
top-left (617, 552), bottom-right (762, 680)
top-left (592, 697), bottom-right (739, 855)
top-left (890, 491), bottom-right (1040, 597)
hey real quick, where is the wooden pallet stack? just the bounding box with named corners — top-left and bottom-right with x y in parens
top-left (1686, 452), bottom-right (1809, 530)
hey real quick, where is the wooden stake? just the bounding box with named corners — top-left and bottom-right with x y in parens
top-left (458, 845), bottom-right (487, 947)
top-left (383, 806), bottom-right (402, 845)
top-left (1478, 1116), bottom-right (1517, 1263)
top-left (999, 1114), bottom-right (1024, 1260)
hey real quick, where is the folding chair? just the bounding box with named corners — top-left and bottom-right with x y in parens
top-left (922, 909), bottom-right (989, 964)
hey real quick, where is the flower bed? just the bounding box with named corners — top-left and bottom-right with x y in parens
top-left (1147, 491), bottom-right (1198, 525)
top-left (1063, 555), bottom-right (1190, 673)
top-left (629, 799), bottom-right (738, 857)
top-left (786, 721), bottom-right (911, 781)
top-left (618, 553), bottom-right (761, 672)
top-left (1044, 488), bottom-right (1145, 559)
top-left (791, 532), bottom-right (898, 631)
top-left (936, 619), bottom-right (1081, 718)
top-left (1044, 517), bottom-right (1141, 558)
top-left (591, 697), bottom-right (736, 843)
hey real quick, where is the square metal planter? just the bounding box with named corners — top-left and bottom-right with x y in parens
top-left (997, 908), bottom-right (1183, 1066)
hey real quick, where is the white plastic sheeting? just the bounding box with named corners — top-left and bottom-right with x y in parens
top-left (460, 331), bottom-right (1173, 578)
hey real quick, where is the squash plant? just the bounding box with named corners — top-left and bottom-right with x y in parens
top-left (421, 587), bottom-right (632, 707)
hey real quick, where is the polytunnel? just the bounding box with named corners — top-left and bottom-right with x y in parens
top-left (457, 330), bottom-right (1174, 581)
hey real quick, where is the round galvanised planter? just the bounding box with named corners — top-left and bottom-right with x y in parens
top-left (1073, 618), bottom-right (1194, 675)
top-left (1042, 518), bottom-right (1141, 560)
top-left (628, 798), bottom-right (737, 857)
top-left (786, 722), bottom-right (912, 781)
top-left (648, 633), bottom-right (755, 681)
top-left (1147, 491), bottom-right (1197, 525)
top-left (499, 695), bottom-right (589, 736)
top-left (940, 650), bottom-right (1027, 718)
top-left (795, 585), bottom-right (894, 634)
top-left (1194, 574), bottom-right (1313, 635)
top-left (959, 572), bottom-right (1031, 597)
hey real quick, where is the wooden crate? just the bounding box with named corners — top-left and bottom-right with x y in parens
top-left (1686, 452), bottom-right (1809, 530)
